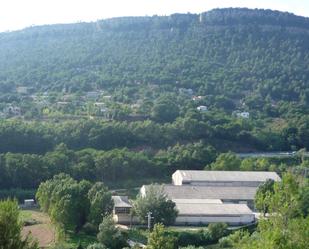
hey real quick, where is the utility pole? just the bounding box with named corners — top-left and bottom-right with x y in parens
top-left (146, 212), bottom-right (154, 230)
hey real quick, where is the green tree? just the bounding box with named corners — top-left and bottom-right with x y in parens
top-left (146, 223), bottom-right (176, 249)
top-left (207, 222), bottom-right (228, 241)
top-left (134, 185), bottom-right (178, 226)
top-left (36, 174), bottom-right (92, 232)
top-left (97, 216), bottom-right (127, 249)
top-left (254, 179), bottom-right (275, 216)
top-left (86, 243), bottom-right (107, 249)
top-left (0, 199), bottom-right (38, 249)
top-left (208, 152), bottom-right (241, 171)
top-left (87, 182), bottom-right (113, 227)
top-left (151, 97), bottom-right (179, 123)
top-left (236, 173), bottom-right (309, 249)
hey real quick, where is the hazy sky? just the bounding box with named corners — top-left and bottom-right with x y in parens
top-left (1, 0), bottom-right (309, 32)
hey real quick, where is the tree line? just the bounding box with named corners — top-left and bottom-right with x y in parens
top-left (1, 140), bottom-right (308, 192)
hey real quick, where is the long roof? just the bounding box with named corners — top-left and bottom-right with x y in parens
top-left (143, 184), bottom-right (257, 200)
top-left (172, 199), bottom-right (223, 204)
top-left (175, 170), bottom-right (281, 182)
top-left (176, 203), bottom-right (253, 216)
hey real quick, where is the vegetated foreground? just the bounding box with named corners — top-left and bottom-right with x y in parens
top-left (21, 210), bottom-right (56, 248)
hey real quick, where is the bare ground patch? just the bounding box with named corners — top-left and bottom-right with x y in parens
top-left (22, 209), bottom-right (56, 248)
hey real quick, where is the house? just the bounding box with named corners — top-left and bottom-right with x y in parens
top-left (94, 102), bottom-right (105, 107)
top-left (236, 111), bottom-right (250, 118)
top-left (102, 95), bottom-right (112, 100)
top-left (112, 196), bottom-right (138, 225)
top-left (56, 101), bottom-right (69, 106)
top-left (172, 170), bottom-right (281, 187)
top-left (197, 106), bottom-right (208, 112)
top-left (192, 96), bottom-right (204, 101)
top-left (24, 199), bottom-right (35, 208)
top-left (86, 91), bottom-right (100, 100)
top-left (4, 106), bottom-right (21, 116)
top-left (179, 88), bottom-right (194, 96)
top-left (16, 86), bottom-right (29, 94)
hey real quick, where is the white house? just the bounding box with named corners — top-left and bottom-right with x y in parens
top-left (197, 106), bottom-right (208, 112)
top-left (192, 96), bottom-right (204, 101)
top-left (236, 111), bottom-right (250, 118)
top-left (86, 91), bottom-right (100, 100)
top-left (179, 88), bottom-right (194, 96)
top-left (24, 199), bottom-right (35, 208)
top-left (4, 106), bottom-right (21, 116)
top-left (112, 196), bottom-right (138, 225)
top-left (16, 86), bottom-right (29, 94)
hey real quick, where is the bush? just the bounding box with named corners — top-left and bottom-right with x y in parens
top-left (208, 223), bottom-right (228, 241)
top-left (86, 243), bottom-right (107, 249)
top-left (167, 229), bottom-right (212, 247)
top-left (82, 222), bottom-right (98, 235)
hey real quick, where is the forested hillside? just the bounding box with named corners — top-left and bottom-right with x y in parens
top-left (0, 8), bottom-right (308, 102)
top-left (0, 8), bottom-right (309, 190)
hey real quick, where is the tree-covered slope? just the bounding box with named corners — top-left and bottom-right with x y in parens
top-left (0, 8), bottom-right (308, 105)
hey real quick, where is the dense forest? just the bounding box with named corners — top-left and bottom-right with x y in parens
top-left (0, 8), bottom-right (308, 190)
top-left (1, 8), bottom-right (309, 99)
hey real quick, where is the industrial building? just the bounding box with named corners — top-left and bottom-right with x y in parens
top-left (174, 199), bottom-right (255, 225)
top-left (113, 170), bottom-right (281, 226)
top-left (140, 184), bottom-right (258, 209)
top-left (172, 170), bottom-right (281, 187)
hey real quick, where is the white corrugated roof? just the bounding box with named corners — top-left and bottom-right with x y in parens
top-left (177, 170), bottom-right (281, 182)
top-left (144, 184), bottom-right (257, 200)
top-left (176, 203), bottom-right (253, 216)
top-left (172, 199), bottom-right (222, 204)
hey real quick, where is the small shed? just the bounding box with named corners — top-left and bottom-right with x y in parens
top-left (24, 199), bottom-right (35, 207)
top-left (112, 196), bottom-right (138, 225)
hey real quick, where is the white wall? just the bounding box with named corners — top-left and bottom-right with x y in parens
top-left (175, 214), bottom-right (254, 225)
top-left (172, 170), bottom-right (183, 185)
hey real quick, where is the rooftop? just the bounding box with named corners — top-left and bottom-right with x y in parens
top-left (143, 184), bottom-right (258, 200)
top-left (112, 196), bottom-right (132, 208)
top-left (174, 170), bottom-right (281, 183)
top-left (176, 203), bottom-right (253, 216)
top-left (172, 199), bottom-right (223, 204)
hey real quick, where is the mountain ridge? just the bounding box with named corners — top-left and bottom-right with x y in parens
top-left (0, 7), bottom-right (308, 108)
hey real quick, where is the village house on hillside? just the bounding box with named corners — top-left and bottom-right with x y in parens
top-left (197, 105), bottom-right (208, 112)
top-left (113, 170), bottom-right (281, 226)
top-left (234, 111), bottom-right (250, 118)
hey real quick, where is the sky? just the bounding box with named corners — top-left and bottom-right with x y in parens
top-left (0, 0), bottom-right (309, 32)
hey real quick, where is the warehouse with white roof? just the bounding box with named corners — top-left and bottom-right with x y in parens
top-left (172, 170), bottom-right (281, 187)
top-left (138, 170), bottom-right (281, 226)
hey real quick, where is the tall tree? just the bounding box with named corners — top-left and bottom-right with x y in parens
top-left (236, 173), bottom-right (309, 249)
top-left (134, 185), bottom-right (178, 226)
top-left (87, 182), bottom-right (114, 227)
top-left (97, 216), bottom-right (127, 249)
top-left (146, 223), bottom-right (176, 249)
top-left (0, 199), bottom-right (38, 249)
